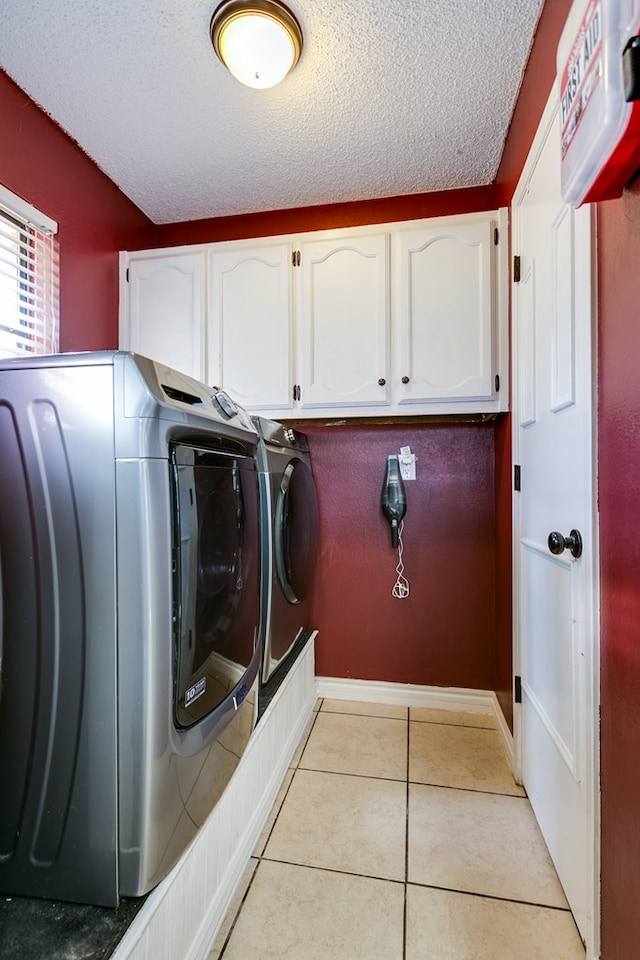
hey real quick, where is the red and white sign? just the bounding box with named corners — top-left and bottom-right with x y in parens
top-left (559, 1), bottom-right (603, 158)
top-left (558, 0), bottom-right (640, 206)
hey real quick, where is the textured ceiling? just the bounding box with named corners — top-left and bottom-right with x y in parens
top-left (0, 0), bottom-right (545, 224)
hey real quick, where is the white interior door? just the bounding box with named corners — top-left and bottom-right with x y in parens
top-left (512, 90), bottom-right (598, 955)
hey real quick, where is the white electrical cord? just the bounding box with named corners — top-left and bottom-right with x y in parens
top-left (392, 520), bottom-right (410, 599)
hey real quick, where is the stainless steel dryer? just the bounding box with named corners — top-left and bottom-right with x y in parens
top-left (253, 417), bottom-right (319, 687)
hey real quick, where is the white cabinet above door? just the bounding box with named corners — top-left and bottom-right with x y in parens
top-left (119, 252), bottom-right (205, 382)
top-left (395, 218), bottom-right (496, 406)
top-left (209, 243), bottom-right (293, 412)
top-left (297, 233), bottom-right (389, 410)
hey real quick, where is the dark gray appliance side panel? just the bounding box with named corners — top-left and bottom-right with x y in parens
top-left (0, 364), bottom-right (119, 906)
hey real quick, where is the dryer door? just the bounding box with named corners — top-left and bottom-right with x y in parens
top-left (274, 457), bottom-right (319, 604)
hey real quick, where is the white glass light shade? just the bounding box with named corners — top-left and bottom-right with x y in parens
top-left (211, 1), bottom-right (303, 89)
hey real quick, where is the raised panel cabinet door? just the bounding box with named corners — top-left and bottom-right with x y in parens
top-left (396, 219), bottom-right (494, 403)
top-left (123, 254), bottom-right (205, 381)
top-left (297, 233), bottom-right (390, 409)
top-left (209, 244), bottom-right (293, 411)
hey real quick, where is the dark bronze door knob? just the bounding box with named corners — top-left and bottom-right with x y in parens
top-left (548, 529), bottom-right (583, 559)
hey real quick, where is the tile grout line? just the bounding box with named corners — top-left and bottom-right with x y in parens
top-left (216, 702), bottom-right (324, 960)
top-left (216, 860), bottom-right (259, 960)
top-left (256, 857), bottom-right (406, 885)
top-left (407, 779), bottom-right (527, 800)
top-left (248, 857), bottom-right (573, 924)
top-left (405, 879), bottom-right (575, 913)
top-left (295, 761), bottom-right (525, 800)
top-left (323, 706), bottom-right (496, 733)
top-left (250, 854), bottom-right (573, 917)
top-left (217, 703), bottom-right (571, 958)
top-left (258, 703), bottom-right (322, 852)
top-left (406, 711), bottom-right (574, 922)
top-left (297, 765), bottom-right (406, 784)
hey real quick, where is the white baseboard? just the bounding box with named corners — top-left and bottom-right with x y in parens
top-left (113, 638), bottom-right (317, 960)
top-left (315, 676), bottom-right (514, 769)
top-left (316, 676), bottom-right (493, 712)
top-left (489, 690), bottom-right (515, 773)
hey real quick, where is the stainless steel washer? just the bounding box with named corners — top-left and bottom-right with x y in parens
top-left (0, 352), bottom-right (262, 906)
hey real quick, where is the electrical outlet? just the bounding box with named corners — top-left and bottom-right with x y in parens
top-left (399, 445), bottom-right (416, 480)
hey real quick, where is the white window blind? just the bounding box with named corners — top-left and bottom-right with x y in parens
top-left (0, 184), bottom-right (59, 358)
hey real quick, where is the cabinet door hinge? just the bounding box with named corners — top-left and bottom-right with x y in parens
top-left (514, 464), bottom-right (521, 491)
top-left (292, 250), bottom-right (301, 267)
top-left (494, 227), bottom-right (499, 245)
top-left (513, 255), bottom-right (521, 283)
top-left (514, 675), bottom-right (522, 704)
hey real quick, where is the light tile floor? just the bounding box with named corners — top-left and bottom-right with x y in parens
top-left (208, 700), bottom-right (586, 960)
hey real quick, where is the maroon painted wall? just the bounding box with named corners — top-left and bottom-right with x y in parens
top-left (0, 70), bottom-right (155, 350)
top-left (154, 186), bottom-right (498, 248)
top-left (304, 423), bottom-right (496, 688)
top-left (597, 184), bottom-right (640, 959)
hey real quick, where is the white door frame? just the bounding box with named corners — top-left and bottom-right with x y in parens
top-left (510, 84), bottom-right (601, 959)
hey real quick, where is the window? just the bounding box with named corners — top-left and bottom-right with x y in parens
top-left (0, 184), bottom-right (59, 358)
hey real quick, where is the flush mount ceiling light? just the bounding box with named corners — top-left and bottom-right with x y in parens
top-left (210, 0), bottom-right (303, 89)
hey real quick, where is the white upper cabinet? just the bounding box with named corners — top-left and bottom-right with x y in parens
top-left (209, 243), bottom-right (293, 411)
top-left (119, 211), bottom-right (508, 418)
top-left (297, 233), bottom-right (389, 410)
top-left (394, 218), bottom-right (495, 404)
top-left (119, 252), bottom-right (205, 382)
